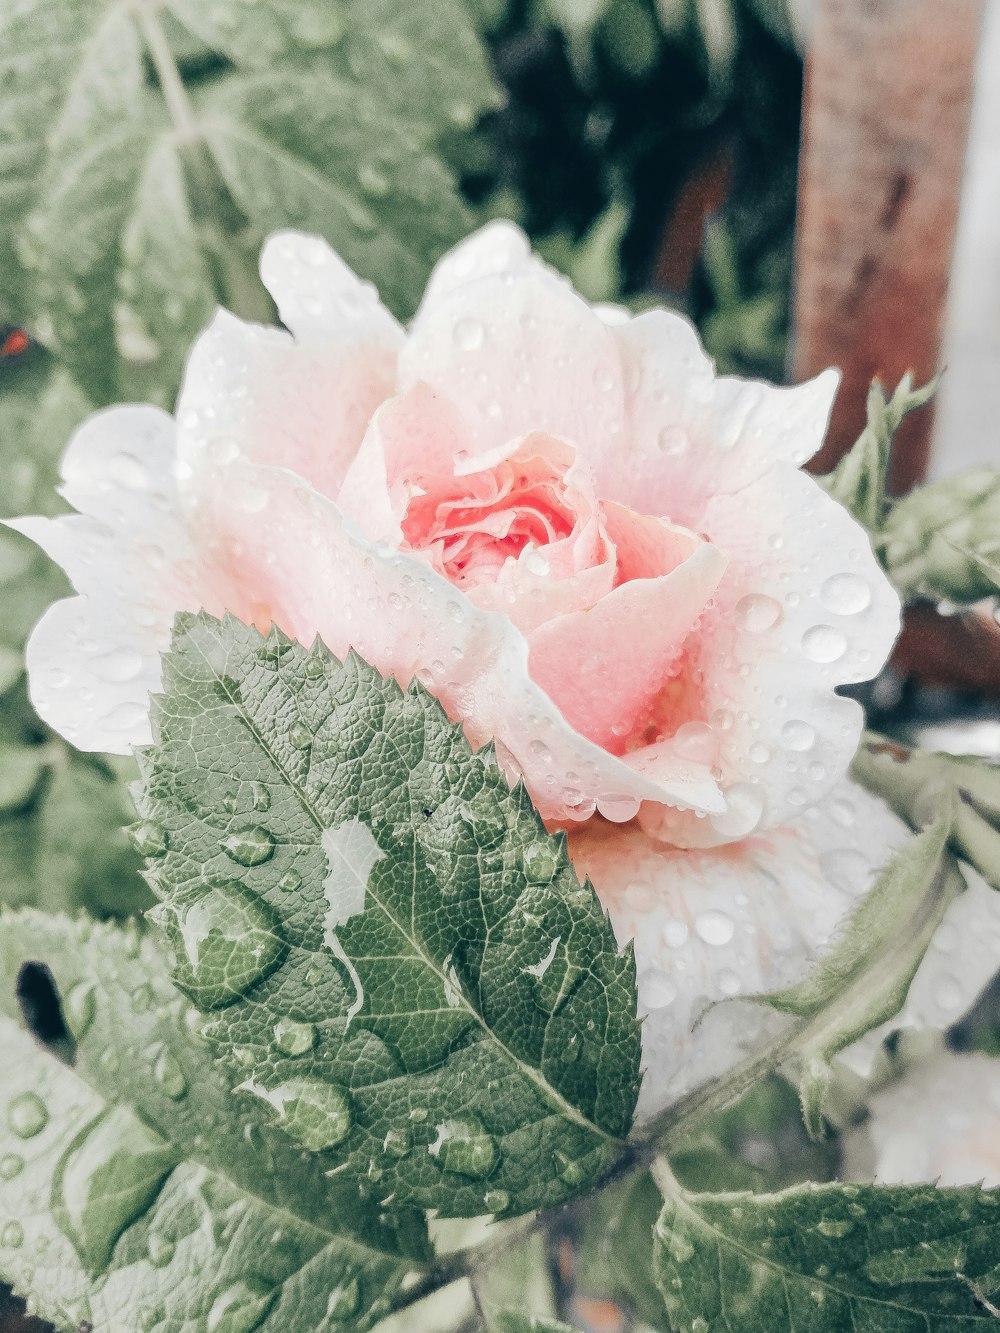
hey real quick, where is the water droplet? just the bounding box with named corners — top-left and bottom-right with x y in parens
top-left (484, 1189), bottom-right (510, 1214)
top-left (147, 1231), bottom-right (175, 1268)
top-left (221, 826), bottom-right (277, 867)
top-left (132, 984), bottom-right (153, 1014)
top-left (453, 317), bottom-right (484, 351)
top-left (736, 593), bottom-right (782, 632)
top-left (159, 880), bottom-right (288, 1010)
top-left (206, 1279), bottom-right (276, 1333)
top-left (0, 1154), bottom-right (24, 1180)
top-left (288, 721), bottom-right (312, 750)
top-left (1, 1222), bottom-right (23, 1249)
top-left (459, 797), bottom-right (505, 848)
top-left (9, 1093), bottom-right (47, 1139)
top-left (671, 721), bottom-right (716, 764)
top-left (642, 969), bottom-right (677, 1008)
top-left (153, 1048), bottom-right (187, 1101)
top-left (821, 573), bottom-right (871, 616)
top-left (274, 1019), bottom-right (317, 1057)
top-left (801, 624), bottom-right (847, 664)
top-left (53, 1107), bottom-right (178, 1276)
top-left (662, 919), bottom-right (689, 948)
top-left (695, 910), bottom-right (735, 947)
top-left (382, 1127), bottom-right (411, 1158)
top-left (304, 653), bottom-right (327, 679)
top-left (522, 842), bottom-right (557, 883)
top-left (657, 425), bottom-right (688, 455)
top-left (324, 1276), bottom-right (361, 1323)
top-left (250, 783), bottom-right (271, 812)
top-left (552, 1148), bottom-right (587, 1188)
top-left (749, 742), bottom-right (770, 764)
top-left (781, 719), bottom-right (815, 751)
top-left (710, 783), bottom-right (764, 838)
top-left (819, 849), bottom-right (869, 896)
top-left (428, 1116), bottom-right (500, 1178)
top-left (129, 820), bottom-right (169, 858)
top-left (277, 870), bottom-right (303, 893)
top-left (65, 982), bottom-right (97, 1039)
top-left (242, 1079), bottom-right (352, 1151)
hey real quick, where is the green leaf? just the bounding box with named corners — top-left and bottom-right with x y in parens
top-left (823, 374), bottom-right (937, 533)
top-left (654, 1167), bottom-right (1000, 1330)
top-left (759, 811), bottom-right (963, 1136)
top-left (0, 0), bottom-right (490, 407)
top-left (0, 910), bottom-right (425, 1332)
top-left (135, 612), bottom-right (641, 1218)
top-left (575, 1172), bottom-right (670, 1330)
top-left (484, 1311), bottom-right (581, 1332)
top-left (879, 466), bottom-right (1000, 604)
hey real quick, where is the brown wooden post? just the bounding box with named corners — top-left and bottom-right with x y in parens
top-left (793, 0), bottom-right (982, 492)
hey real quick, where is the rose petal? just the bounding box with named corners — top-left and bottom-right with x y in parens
top-left (843, 1050), bottom-right (1000, 1186)
top-left (188, 458), bottom-right (726, 821)
top-left (569, 779), bottom-right (910, 1119)
top-left (640, 465), bottom-right (901, 847)
top-left (590, 307), bottom-right (839, 528)
top-left (527, 541), bottom-right (727, 754)
top-left (175, 301), bottom-right (399, 504)
top-left (7, 408), bottom-right (220, 752)
top-left (400, 224), bottom-right (627, 456)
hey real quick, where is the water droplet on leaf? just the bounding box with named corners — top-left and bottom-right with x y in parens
top-left (221, 825), bottom-right (276, 867)
top-left (53, 1107), bottom-right (178, 1275)
top-left (242, 1079), bottom-right (352, 1151)
top-left (129, 820), bottom-right (168, 858)
top-left (274, 1020), bottom-right (317, 1057)
top-left (160, 881), bottom-right (288, 1009)
top-left (428, 1116), bottom-right (500, 1178)
top-left (8, 1093), bottom-right (47, 1139)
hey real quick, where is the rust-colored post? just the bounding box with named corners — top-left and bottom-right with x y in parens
top-left (793, 0), bottom-right (982, 491)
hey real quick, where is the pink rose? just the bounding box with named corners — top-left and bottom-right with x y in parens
top-left (22, 221), bottom-right (990, 1114)
top-left (13, 223), bottom-right (898, 839)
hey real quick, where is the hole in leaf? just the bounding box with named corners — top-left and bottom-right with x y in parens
top-left (16, 962), bottom-right (75, 1064)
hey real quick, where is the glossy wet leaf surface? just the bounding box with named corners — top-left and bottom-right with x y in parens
top-left (135, 612), bottom-right (642, 1217)
top-left (0, 911), bottom-right (425, 1332)
top-left (655, 1175), bottom-right (1000, 1331)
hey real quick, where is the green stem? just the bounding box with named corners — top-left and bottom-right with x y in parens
top-left (136, 5), bottom-right (201, 144)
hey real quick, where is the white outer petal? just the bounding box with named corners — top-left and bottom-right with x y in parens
top-left (569, 779), bottom-right (910, 1118)
top-left (7, 407), bottom-right (211, 752)
top-left (843, 1050), bottom-right (1000, 1186)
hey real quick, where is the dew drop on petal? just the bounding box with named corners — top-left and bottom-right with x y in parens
top-left (671, 721), bottom-right (716, 764)
top-left (736, 594), bottom-right (782, 633)
top-left (642, 969), bottom-right (678, 1008)
top-left (781, 719), bottom-right (816, 751)
top-left (453, 317), bottom-right (484, 351)
top-left (820, 572), bottom-right (871, 616)
top-left (661, 919), bottom-right (689, 948)
top-left (801, 625), bottom-right (847, 664)
top-left (710, 783), bottom-right (764, 839)
top-left (695, 910), bottom-right (735, 947)
top-left (657, 425), bottom-right (689, 455)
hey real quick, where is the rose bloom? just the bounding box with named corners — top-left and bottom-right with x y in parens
top-left (13, 224), bottom-right (1000, 1113)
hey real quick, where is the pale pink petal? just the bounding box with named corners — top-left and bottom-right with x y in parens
top-left (569, 779), bottom-right (910, 1118)
top-left (400, 226), bottom-right (627, 456)
top-left (187, 459), bottom-right (724, 822)
top-left (591, 308), bottom-right (839, 528)
top-left (640, 466), bottom-right (900, 848)
top-left (527, 542), bottom-right (727, 753)
top-left (338, 384), bottom-right (475, 544)
top-left (415, 219), bottom-right (568, 315)
top-left (175, 303), bottom-right (398, 503)
top-left (601, 500), bottom-right (706, 582)
top-left (7, 408), bottom-right (223, 752)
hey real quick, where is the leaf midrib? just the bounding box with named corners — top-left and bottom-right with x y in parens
top-left (183, 631), bottom-right (622, 1149)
